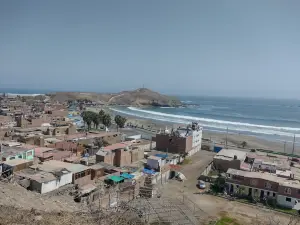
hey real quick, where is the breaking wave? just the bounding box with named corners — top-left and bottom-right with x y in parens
top-left (111, 107), bottom-right (300, 138)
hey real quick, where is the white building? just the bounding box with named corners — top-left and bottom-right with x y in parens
top-left (226, 168), bottom-right (300, 209)
top-left (147, 155), bottom-right (166, 171)
top-left (15, 168), bottom-right (72, 194)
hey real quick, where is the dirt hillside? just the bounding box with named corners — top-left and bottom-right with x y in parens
top-left (49, 88), bottom-right (181, 107)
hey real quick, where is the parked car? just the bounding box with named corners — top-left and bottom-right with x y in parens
top-left (198, 180), bottom-right (206, 189)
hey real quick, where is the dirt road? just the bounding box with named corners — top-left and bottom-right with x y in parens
top-left (160, 150), bottom-right (297, 225)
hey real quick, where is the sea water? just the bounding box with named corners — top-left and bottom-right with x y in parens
top-left (111, 96), bottom-right (300, 143)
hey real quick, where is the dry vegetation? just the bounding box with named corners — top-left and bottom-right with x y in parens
top-left (0, 206), bottom-right (94, 225)
top-left (49, 88), bottom-right (181, 107)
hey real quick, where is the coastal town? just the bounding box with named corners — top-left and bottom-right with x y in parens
top-left (0, 92), bottom-right (300, 225)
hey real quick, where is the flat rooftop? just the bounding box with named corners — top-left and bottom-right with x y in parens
top-left (104, 142), bottom-right (132, 151)
top-left (31, 160), bottom-right (88, 173)
top-left (15, 168), bottom-right (70, 183)
top-left (3, 158), bottom-right (31, 167)
top-left (146, 150), bottom-right (179, 159)
top-left (214, 149), bottom-right (246, 161)
top-left (227, 168), bottom-right (300, 188)
top-left (0, 145), bottom-right (33, 158)
top-left (57, 131), bottom-right (120, 141)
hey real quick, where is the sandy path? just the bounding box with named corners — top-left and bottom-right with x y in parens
top-left (159, 150), bottom-right (296, 225)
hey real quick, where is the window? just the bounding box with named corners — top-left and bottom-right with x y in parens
top-left (284, 188), bottom-right (292, 195)
top-left (250, 179), bottom-right (257, 186)
top-left (27, 151), bottom-right (33, 156)
top-left (273, 193), bottom-right (276, 197)
top-left (298, 190), bottom-right (300, 195)
top-left (265, 182), bottom-right (272, 189)
top-left (9, 157), bottom-right (15, 160)
top-left (286, 197), bottom-right (292, 202)
top-left (267, 192), bottom-right (270, 196)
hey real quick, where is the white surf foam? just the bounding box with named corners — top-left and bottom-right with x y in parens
top-left (111, 107), bottom-right (300, 138)
top-left (6, 93), bottom-right (44, 96)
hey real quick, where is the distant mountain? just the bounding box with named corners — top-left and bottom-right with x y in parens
top-left (49, 88), bottom-right (182, 107)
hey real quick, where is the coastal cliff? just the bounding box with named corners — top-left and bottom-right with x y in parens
top-left (49, 88), bottom-right (182, 107)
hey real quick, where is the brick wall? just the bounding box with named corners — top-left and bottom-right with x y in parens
top-left (278, 185), bottom-right (300, 199)
top-left (156, 134), bottom-right (192, 154)
top-left (227, 175), bottom-right (280, 193)
top-left (114, 149), bottom-right (131, 167)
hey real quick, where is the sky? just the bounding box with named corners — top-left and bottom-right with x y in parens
top-left (1, 1), bottom-right (300, 98)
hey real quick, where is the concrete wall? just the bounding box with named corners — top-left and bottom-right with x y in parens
top-left (199, 161), bottom-right (213, 182)
top-left (147, 158), bottom-right (161, 170)
top-left (226, 182), bottom-right (278, 200)
top-left (16, 116), bottom-right (51, 128)
top-left (187, 144), bottom-right (201, 157)
top-left (192, 129), bottom-right (202, 148)
top-left (277, 195), bottom-right (299, 208)
top-left (152, 170), bottom-right (170, 185)
top-left (5, 149), bottom-right (35, 161)
top-left (73, 174), bottom-right (92, 187)
top-left (213, 158), bottom-right (241, 172)
top-left (31, 173), bottom-right (72, 194)
top-left (130, 148), bottom-right (144, 163)
top-left (253, 161), bottom-right (276, 172)
top-left (91, 168), bottom-right (105, 180)
top-left (49, 110), bottom-right (69, 117)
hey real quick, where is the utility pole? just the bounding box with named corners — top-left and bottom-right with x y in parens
top-left (292, 134), bottom-right (296, 155)
top-left (284, 141), bottom-right (286, 153)
top-left (225, 127), bottom-right (228, 149)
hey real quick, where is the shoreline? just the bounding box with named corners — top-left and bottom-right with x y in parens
top-left (123, 116), bottom-right (299, 155)
top-left (109, 106), bottom-right (300, 141)
top-left (89, 106), bottom-right (300, 155)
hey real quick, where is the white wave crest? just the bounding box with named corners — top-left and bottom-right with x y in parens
top-left (111, 107), bottom-right (300, 138)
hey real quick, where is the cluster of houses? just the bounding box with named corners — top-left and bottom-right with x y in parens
top-left (211, 148), bottom-right (300, 209)
top-left (0, 93), bottom-right (207, 203)
top-left (0, 126), bottom-right (202, 196)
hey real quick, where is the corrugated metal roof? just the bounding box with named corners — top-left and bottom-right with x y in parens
top-left (120, 173), bottom-right (134, 179)
top-left (108, 175), bottom-right (124, 182)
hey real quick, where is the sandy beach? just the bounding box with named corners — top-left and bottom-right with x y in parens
top-left (124, 116), bottom-right (299, 155)
top-left (88, 106), bottom-right (300, 155)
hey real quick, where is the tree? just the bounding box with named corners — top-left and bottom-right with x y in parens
top-left (99, 109), bottom-right (105, 118)
top-left (114, 115), bottom-right (127, 130)
top-left (210, 175), bottom-right (225, 193)
top-left (91, 112), bottom-right (101, 129)
top-left (102, 114), bottom-right (112, 128)
top-left (81, 111), bottom-right (94, 130)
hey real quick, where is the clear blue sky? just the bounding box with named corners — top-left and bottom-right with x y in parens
top-left (1, 1), bottom-right (300, 98)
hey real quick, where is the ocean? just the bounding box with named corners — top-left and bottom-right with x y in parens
top-left (111, 96), bottom-right (300, 143)
top-left (4, 88), bottom-right (300, 143)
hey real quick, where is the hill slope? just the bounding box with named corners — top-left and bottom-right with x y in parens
top-left (49, 88), bottom-right (181, 107)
